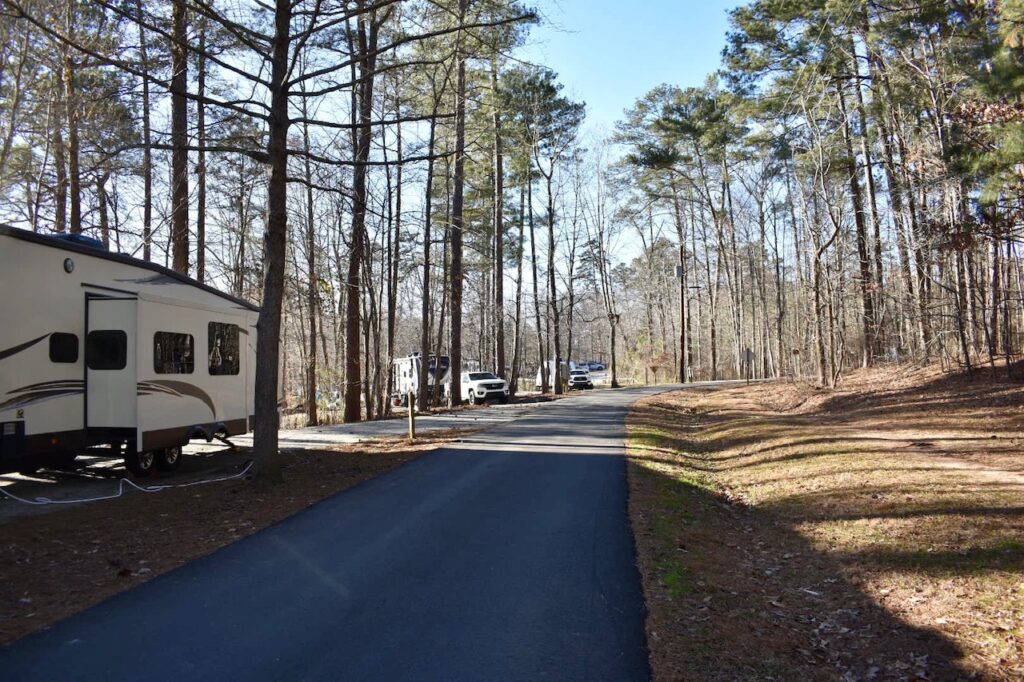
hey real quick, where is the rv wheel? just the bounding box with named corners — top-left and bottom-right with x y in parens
top-left (156, 446), bottom-right (183, 472)
top-left (125, 446), bottom-right (155, 478)
top-left (51, 453), bottom-right (78, 470)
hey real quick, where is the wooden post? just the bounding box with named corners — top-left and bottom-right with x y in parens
top-left (408, 391), bottom-right (416, 440)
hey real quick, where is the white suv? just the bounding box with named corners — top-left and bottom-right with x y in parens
top-left (461, 372), bottom-right (510, 405)
top-left (568, 369), bottom-right (593, 390)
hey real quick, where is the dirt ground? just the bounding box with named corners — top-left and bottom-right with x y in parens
top-left (627, 364), bottom-right (1024, 681)
top-left (0, 430), bottom-right (474, 646)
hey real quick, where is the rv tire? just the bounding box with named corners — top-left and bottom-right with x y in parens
top-left (155, 446), bottom-right (183, 472)
top-left (125, 445), bottom-right (155, 478)
top-left (51, 453), bottom-right (78, 470)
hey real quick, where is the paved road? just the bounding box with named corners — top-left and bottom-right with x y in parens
top-left (1, 386), bottom-right (675, 681)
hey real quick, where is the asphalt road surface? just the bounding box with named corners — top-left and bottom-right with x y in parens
top-left (1, 386), bottom-right (676, 681)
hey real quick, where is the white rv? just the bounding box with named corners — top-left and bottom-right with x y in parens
top-left (391, 353), bottom-right (451, 408)
top-left (535, 360), bottom-right (572, 391)
top-left (0, 225), bottom-right (259, 477)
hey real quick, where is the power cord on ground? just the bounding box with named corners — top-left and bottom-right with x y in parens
top-left (0, 460), bottom-right (254, 506)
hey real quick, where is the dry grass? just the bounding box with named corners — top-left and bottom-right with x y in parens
top-left (627, 365), bottom-right (1024, 681)
top-left (0, 430), bottom-right (473, 646)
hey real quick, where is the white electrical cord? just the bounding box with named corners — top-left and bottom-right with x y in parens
top-left (0, 460), bottom-right (254, 506)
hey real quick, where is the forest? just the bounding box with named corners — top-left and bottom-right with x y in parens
top-left (1, 0), bottom-right (1023, 474)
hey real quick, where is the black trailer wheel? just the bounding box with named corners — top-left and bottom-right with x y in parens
top-left (155, 446), bottom-right (183, 472)
top-left (125, 445), bottom-right (155, 478)
top-left (51, 453), bottom-right (78, 470)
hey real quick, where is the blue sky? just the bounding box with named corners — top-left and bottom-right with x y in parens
top-left (519, 0), bottom-right (739, 133)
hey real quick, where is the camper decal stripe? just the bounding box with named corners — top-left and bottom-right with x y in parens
top-left (0, 334), bottom-right (50, 361)
top-left (136, 382), bottom-right (181, 398)
top-left (137, 380), bottom-right (216, 417)
top-left (8, 380), bottom-right (83, 394)
top-left (0, 388), bottom-right (83, 411)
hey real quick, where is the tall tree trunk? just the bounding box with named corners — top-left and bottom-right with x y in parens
top-left (385, 84), bottom-right (402, 413)
top-left (610, 317), bottom-right (619, 388)
top-left (196, 22), bottom-right (207, 282)
top-left (671, 180), bottom-right (688, 382)
top-left (343, 8), bottom-right (381, 422)
top-left (990, 231), bottom-right (1002, 364)
top-left (170, 0), bottom-right (189, 274)
top-left (511, 184), bottom-right (525, 394)
top-left (528, 171), bottom-right (546, 392)
top-left (449, 1), bottom-right (467, 404)
top-left (234, 167), bottom-right (247, 297)
top-left (62, 0), bottom-right (81, 235)
top-left (491, 59), bottom-right (506, 379)
top-left (851, 37), bottom-right (884, 331)
top-left (252, 0), bottom-right (293, 481)
top-left (418, 114), bottom-right (438, 410)
top-left (96, 171), bottom-right (110, 248)
top-left (136, 0), bottom-right (152, 260)
top-left (53, 105), bottom-right (67, 233)
top-left (837, 81), bottom-right (875, 366)
top-left (955, 248), bottom-right (973, 372)
top-left (303, 115), bottom-right (318, 427)
top-left (545, 173), bottom-right (562, 394)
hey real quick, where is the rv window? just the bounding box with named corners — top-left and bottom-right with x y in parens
top-left (154, 332), bottom-right (194, 374)
top-left (86, 330), bottom-right (127, 370)
top-left (49, 333), bottom-right (79, 363)
top-left (208, 322), bottom-right (240, 376)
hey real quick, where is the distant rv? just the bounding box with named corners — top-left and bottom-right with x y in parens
top-left (535, 359), bottom-right (572, 391)
top-left (0, 225), bottom-right (259, 477)
top-left (391, 353), bottom-right (451, 408)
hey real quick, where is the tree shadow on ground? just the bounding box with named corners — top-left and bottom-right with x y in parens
top-left (630, 455), bottom-right (970, 681)
top-left (627, 393), bottom-right (1024, 680)
top-left (816, 364), bottom-right (1024, 420)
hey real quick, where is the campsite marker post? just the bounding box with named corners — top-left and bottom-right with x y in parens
top-left (408, 391), bottom-right (416, 440)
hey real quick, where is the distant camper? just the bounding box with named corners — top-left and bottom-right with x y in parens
top-left (535, 360), bottom-right (572, 391)
top-left (0, 225), bottom-right (259, 477)
top-left (391, 353), bottom-right (451, 408)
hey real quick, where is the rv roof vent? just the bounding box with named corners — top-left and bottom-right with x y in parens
top-left (52, 233), bottom-right (107, 250)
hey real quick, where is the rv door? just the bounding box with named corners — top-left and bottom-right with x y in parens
top-left (85, 296), bottom-right (138, 434)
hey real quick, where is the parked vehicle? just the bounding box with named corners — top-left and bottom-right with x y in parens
top-left (567, 369), bottom-right (594, 390)
top-left (391, 353), bottom-right (451, 408)
top-left (462, 372), bottom-right (509, 405)
top-left (535, 360), bottom-right (571, 391)
top-left (0, 224), bottom-right (260, 477)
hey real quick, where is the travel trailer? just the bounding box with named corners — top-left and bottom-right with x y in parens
top-left (391, 353), bottom-right (451, 408)
top-left (0, 225), bottom-right (259, 477)
top-left (535, 360), bottom-right (572, 391)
